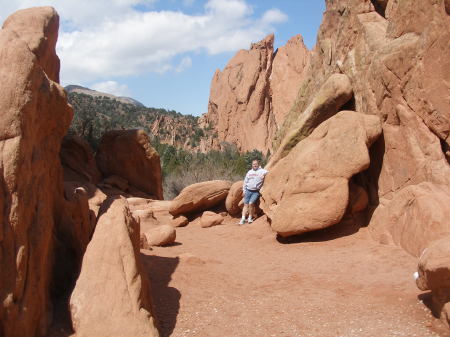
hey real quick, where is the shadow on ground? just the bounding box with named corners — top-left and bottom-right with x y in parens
top-left (276, 215), bottom-right (361, 244)
top-left (141, 253), bottom-right (181, 337)
top-left (418, 292), bottom-right (450, 337)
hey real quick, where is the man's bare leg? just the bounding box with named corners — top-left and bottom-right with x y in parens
top-left (248, 204), bottom-right (254, 223)
top-left (240, 204), bottom-right (249, 224)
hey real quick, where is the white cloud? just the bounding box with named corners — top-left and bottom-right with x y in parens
top-left (0, 0), bottom-right (157, 27)
top-left (91, 80), bottom-right (131, 96)
top-left (175, 56), bottom-right (192, 72)
top-left (262, 8), bottom-right (288, 24)
top-left (205, 0), bottom-right (252, 18)
top-left (2, 0), bottom-right (288, 85)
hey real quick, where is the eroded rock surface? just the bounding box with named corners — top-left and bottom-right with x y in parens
top-left (271, 34), bottom-right (310, 128)
top-left (269, 73), bottom-right (353, 167)
top-left (416, 236), bottom-right (450, 328)
top-left (225, 181), bottom-right (244, 216)
top-left (200, 211), bottom-right (224, 228)
top-left (261, 111), bottom-right (382, 237)
top-left (370, 182), bottom-right (450, 257)
top-left (96, 129), bottom-right (163, 199)
top-left (60, 135), bottom-right (102, 184)
top-left (144, 224), bottom-right (176, 247)
top-left (270, 0), bottom-right (450, 253)
top-left (70, 198), bottom-right (159, 337)
top-left (0, 7), bottom-right (75, 337)
top-left (205, 34), bottom-right (310, 153)
top-left (169, 180), bottom-right (232, 217)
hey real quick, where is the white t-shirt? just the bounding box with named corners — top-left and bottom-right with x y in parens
top-left (243, 167), bottom-right (268, 191)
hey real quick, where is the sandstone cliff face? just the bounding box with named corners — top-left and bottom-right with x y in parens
top-left (271, 35), bottom-right (310, 127)
top-left (266, 0), bottom-right (450, 255)
top-left (205, 34), bottom-right (310, 153)
top-left (0, 7), bottom-right (73, 337)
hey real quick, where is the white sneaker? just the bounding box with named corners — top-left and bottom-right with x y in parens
top-left (239, 218), bottom-right (245, 225)
top-left (247, 217), bottom-right (253, 224)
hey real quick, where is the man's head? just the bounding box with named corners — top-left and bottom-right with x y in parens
top-left (252, 159), bottom-right (259, 170)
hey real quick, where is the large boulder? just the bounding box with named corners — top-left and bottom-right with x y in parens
top-left (60, 135), bottom-right (102, 184)
top-left (0, 7), bottom-right (79, 337)
top-left (204, 34), bottom-right (310, 153)
top-left (70, 198), bottom-right (159, 337)
top-left (144, 225), bottom-right (176, 247)
top-left (96, 129), bottom-right (163, 199)
top-left (225, 181), bottom-right (244, 216)
top-left (130, 200), bottom-right (175, 231)
top-left (169, 180), bottom-right (232, 216)
top-left (261, 111), bottom-right (382, 237)
top-left (200, 211), bottom-right (224, 228)
top-left (171, 216), bottom-right (188, 228)
top-left (416, 236), bottom-right (450, 328)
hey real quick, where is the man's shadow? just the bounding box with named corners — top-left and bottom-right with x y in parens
top-left (141, 253), bottom-right (181, 337)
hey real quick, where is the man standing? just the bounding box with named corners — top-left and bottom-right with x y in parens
top-left (240, 159), bottom-right (268, 225)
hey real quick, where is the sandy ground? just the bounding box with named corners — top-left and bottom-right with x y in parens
top-left (143, 215), bottom-right (449, 337)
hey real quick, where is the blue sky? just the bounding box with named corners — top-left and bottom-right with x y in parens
top-left (2, 0), bottom-right (325, 116)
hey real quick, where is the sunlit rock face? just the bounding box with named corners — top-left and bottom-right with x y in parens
top-left (263, 0), bottom-right (450, 255)
top-left (0, 7), bottom-right (73, 337)
top-left (205, 33), bottom-right (311, 153)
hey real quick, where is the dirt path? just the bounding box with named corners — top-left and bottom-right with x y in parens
top-left (143, 216), bottom-right (446, 337)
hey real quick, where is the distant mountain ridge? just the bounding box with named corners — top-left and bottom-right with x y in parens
top-left (65, 84), bottom-right (145, 107)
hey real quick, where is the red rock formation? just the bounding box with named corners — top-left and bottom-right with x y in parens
top-left (271, 35), bottom-right (310, 127)
top-left (225, 181), bottom-right (244, 216)
top-left (0, 7), bottom-right (74, 337)
top-left (96, 129), bottom-right (163, 199)
top-left (269, 73), bottom-right (354, 167)
top-left (2, 6), bottom-right (60, 83)
top-left (261, 111), bottom-right (382, 237)
top-left (200, 211), bottom-right (224, 228)
top-left (70, 198), bottom-right (159, 336)
top-left (169, 180), bottom-right (232, 216)
top-left (60, 135), bottom-right (102, 184)
top-left (205, 34), bottom-right (310, 153)
top-left (268, 0), bottom-right (450, 253)
top-left (144, 224), bottom-right (176, 247)
top-left (416, 235), bottom-right (450, 328)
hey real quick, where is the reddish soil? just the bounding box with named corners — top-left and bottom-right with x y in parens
top-left (143, 215), bottom-right (449, 337)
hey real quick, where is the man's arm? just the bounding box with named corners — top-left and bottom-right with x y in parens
top-left (243, 171), bottom-right (249, 192)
